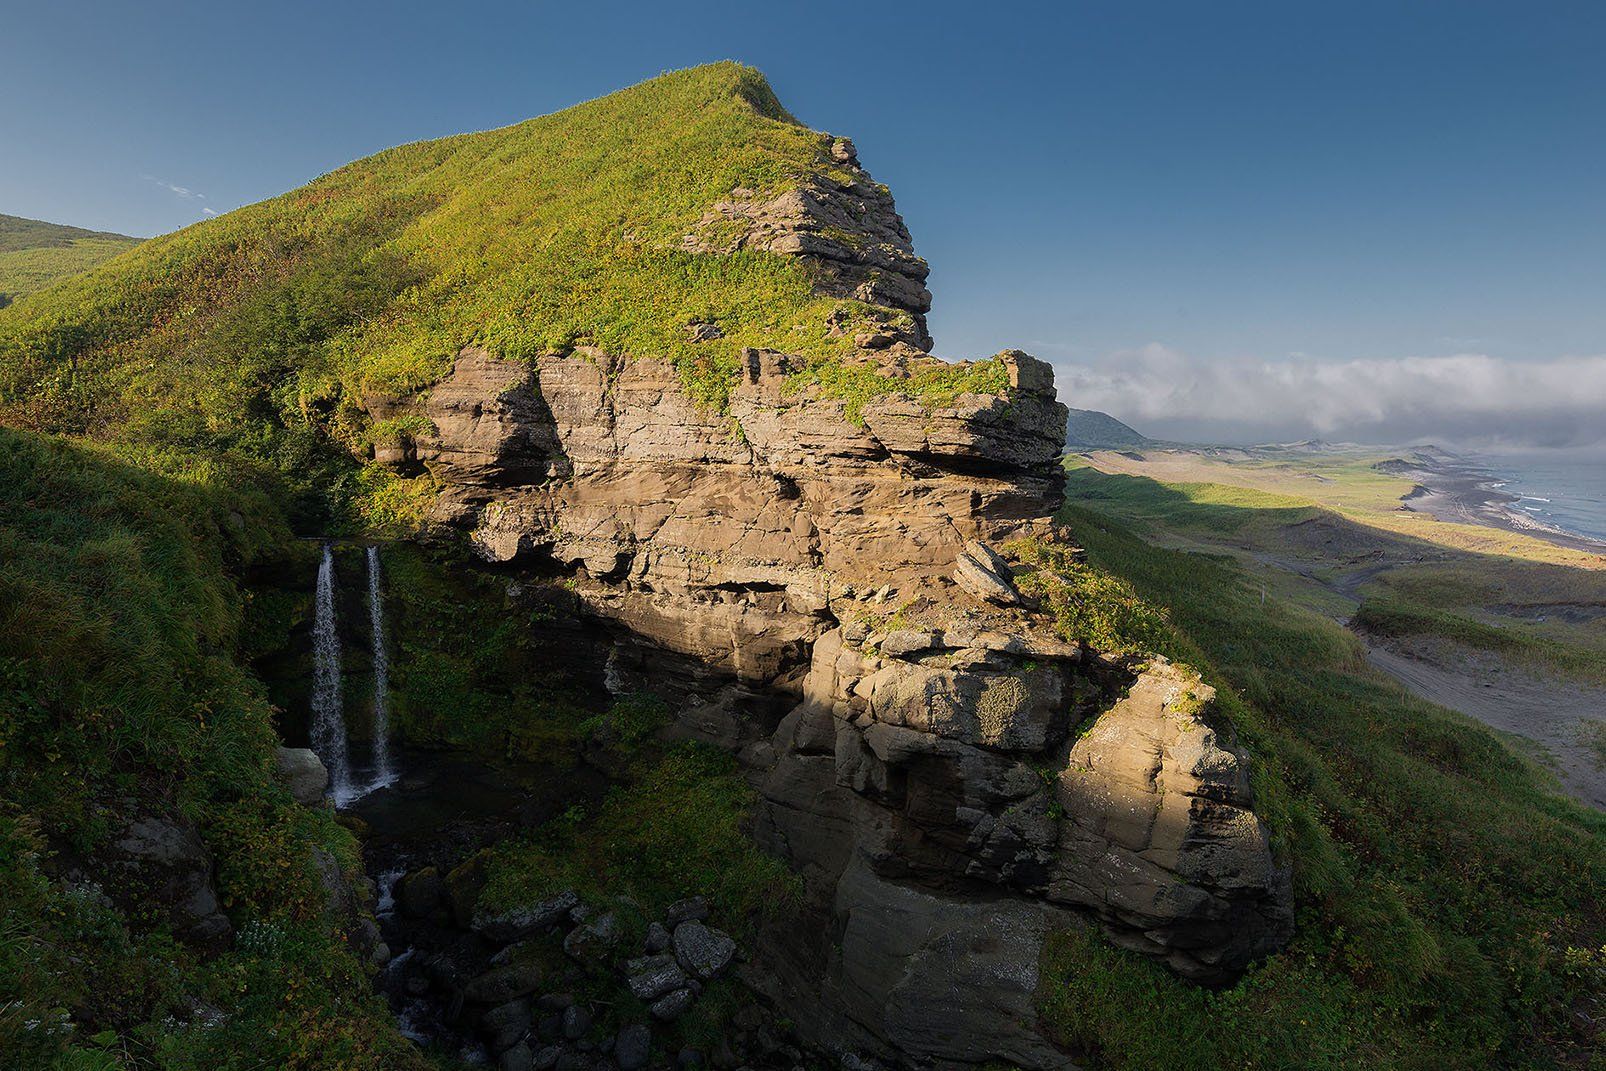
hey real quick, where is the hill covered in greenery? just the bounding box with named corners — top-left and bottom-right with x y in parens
top-left (0, 213), bottom-right (138, 308)
top-left (0, 63), bottom-right (918, 460)
top-left (1064, 406), bottom-right (1152, 449)
top-left (2, 61), bottom-right (1602, 1071)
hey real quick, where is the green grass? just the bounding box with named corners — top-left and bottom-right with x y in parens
top-left (477, 742), bottom-right (798, 926)
top-left (1033, 492), bottom-right (1606, 1069)
top-left (378, 544), bottom-right (593, 761)
top-left (0, 63), bottom-right (963, 535)
top-left (783, 350), bottom-right (1012, 426)
top-left (0, 213), bottom-right (139, 307)
top-left (0, 64), bottom-right (916, 447)
top-left (0, 428), bottom-right (423, 1069)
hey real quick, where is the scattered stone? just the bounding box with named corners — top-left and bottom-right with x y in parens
top-left (536, 992), bottom-right (575, 1012)
top-left (644, 921), bottom-right (672, 953)
top-left (615, 1023), bottom-right (651, 1070)
top-left (500, 1043), bottom-right (534, 1071)
top-left (532, 1046), bottom-right (561, 1071)
top-left (626, 954), bottom-right (688, 1001)
top-left (474, 890), bottom-right (580, 944)
top-left (563, 911), bottom-right (619, 963)
top-left (879, 630), bottom-right (937, 659)
top-left (481, 998), bottom-right (532, 1052)
top-left (561, 1003), bottom-right (592, 1040)
top-left (664, 896), bottom-right (709, 926)
top-left (464, 962), bottom-right (543, 1005)
top-left (952, 540), bottom-right (1023, 606)
top-left (555, 1052), bottom-right (590, 1071)
top-left (854, 330), bottom-right (893, 350)
top-left (686, 320), bottom-right (723, 343)
top-left (671, 922), bottom-right (736, 980)
top-left (676, 1048), bottom-right (703, 1071)
top-left (650, 987), bottom-right (695, 1022)
top-left (396, 866), bottom-right (445, 917)
top-left (274, 747), bottom-right (328, 805)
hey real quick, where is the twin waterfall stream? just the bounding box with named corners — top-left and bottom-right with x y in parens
top-left (310, 544), bottom-right (394, 805)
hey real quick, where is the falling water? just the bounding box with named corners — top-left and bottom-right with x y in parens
top-left (311, 544), bottom-right (352, 801)
top-left (367, 545), bottom-right (394, 788)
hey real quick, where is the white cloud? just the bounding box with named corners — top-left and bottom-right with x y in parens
top-left (144, 176), bottom-right (208, 202)
top-left (1054, 345), bottom-right (1606, 449)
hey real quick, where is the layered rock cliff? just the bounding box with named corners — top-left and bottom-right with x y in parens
top-left (364, 143), bottom-right (1293, 1065)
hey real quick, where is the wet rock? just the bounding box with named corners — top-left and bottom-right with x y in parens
top-left (664, 896), bottom-right (709, 927)
top-left (672, 922), bottom-right (736, 980)
top-left (482, 997), bottom-right (533, 1052)
top-left (563, 911), bottom-right (619, 963)
top-left (650, 987), bottom-right (695, 1022)
top-left (474, 889), bottom-right (580, 944)
top-left (465, 962), bottom-right (543, 1004)
top-left (626, 954), bottom-right (689, 1001)
top-left (396, 865), bottom-right (445, 917)
top-left (562, 1003), bottom-right (592, 1039)
top-left (615, 1023), bottom-right (652, 1071)
top-left (274, 746), bottom-right (328, 805)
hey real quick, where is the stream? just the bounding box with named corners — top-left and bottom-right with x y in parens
top-left (342, 743), bottom-right (607, 1061)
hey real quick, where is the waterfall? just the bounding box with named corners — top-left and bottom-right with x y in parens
top-left (310, 544), bottom-right (352, 801)
top-left (367, 545), bottom-right (394, 787)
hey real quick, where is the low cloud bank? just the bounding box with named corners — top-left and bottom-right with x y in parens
top-left (1055, 345), bottom-right (1606, 449)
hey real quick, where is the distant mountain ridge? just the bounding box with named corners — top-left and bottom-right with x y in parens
top-left (0, 212), bottom-right (139, 307)
top-left (1065, 406), bottom-right (1152, 449)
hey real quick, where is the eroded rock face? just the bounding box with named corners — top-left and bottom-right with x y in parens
top-left (371, 149), bottom-right (1292, 1067)
top-left (682, 139), bottom-right (933, 349)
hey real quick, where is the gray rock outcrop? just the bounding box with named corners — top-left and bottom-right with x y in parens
top-left (363, 135), bottom-right (1294, 1068)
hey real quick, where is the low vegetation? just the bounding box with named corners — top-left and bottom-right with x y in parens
top-left (0, 213), bottom-right (139, 308)
top-left (0, 428), bottom-right (420, 1069)
top-left (1036, 484), bottom-right (1606, 1070)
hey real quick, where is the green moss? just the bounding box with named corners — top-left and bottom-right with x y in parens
top-left (784, 352), bottom-right (1012, 426)
top-left (478, 742), bottom-right (799, 925)
top-left (379, 544), bottom-right (590, 761)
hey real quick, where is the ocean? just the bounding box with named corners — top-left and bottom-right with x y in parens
top-left (1477, 451), bottom-right (1606, 543)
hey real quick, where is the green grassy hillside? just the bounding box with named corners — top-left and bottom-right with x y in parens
top-left (1034, 468), bottom-right (1606, 1070)
top-left (0, 213), bottom-right (139, 308)
top-left (0, 62), bottom-right (976, 536)
top-left (0, 428), bottom-right (422, 1070)
top-left (0, 64), bottom-right (921, 451)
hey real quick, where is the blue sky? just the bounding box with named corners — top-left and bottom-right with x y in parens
top-left (4, 1), bottom-right (1604, 444)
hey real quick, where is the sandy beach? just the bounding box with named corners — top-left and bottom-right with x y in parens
top-left (1383, 453), bottom-right (1606, 553)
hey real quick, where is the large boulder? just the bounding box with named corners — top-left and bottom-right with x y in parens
top-left (103, 813), bottom-right (232, 949)
top-left (274, 746), bottom-right (328, 805)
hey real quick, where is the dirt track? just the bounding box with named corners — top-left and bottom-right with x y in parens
top-left (1364, 642), bottom-right (1606, 810)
